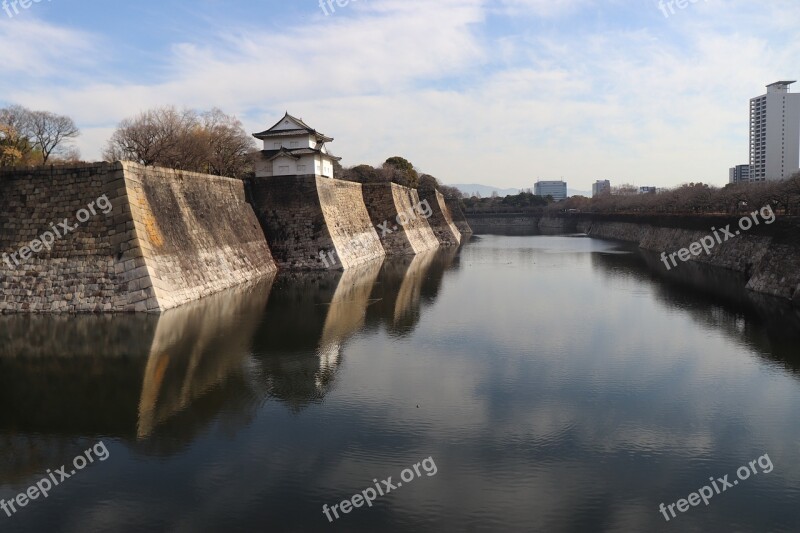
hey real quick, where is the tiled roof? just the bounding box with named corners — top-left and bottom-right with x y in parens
top-left (260, 147), bottom-right (342, 162)
top-left (253, 112), bottom-right (334, 142)
top-left (254, 129), bottom-right (311, 138)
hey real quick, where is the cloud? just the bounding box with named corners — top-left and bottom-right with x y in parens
top-left (494, 0), bottom-right (595, 17)
top-left (2, 0), bottom-right (798, 188)
top-left (0, 18), bottom-right (97, 78)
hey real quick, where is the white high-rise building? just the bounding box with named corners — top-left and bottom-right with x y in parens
top-left (749, 81), bottom-right (800, 182)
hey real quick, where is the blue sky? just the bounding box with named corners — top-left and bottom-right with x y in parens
top-left (1, 0), bottom-right (798, 190)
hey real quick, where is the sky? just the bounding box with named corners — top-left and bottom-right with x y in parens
top-left (1, 0), bottom-right (798, 191)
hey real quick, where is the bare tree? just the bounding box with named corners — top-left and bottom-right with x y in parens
top-left (104, 106), bottom-right (197, 166)
top-left (104, 106), bottom-right (254, 177)
top-left (25, 110), bottom-right (80, 164)
top-left (201, 108), bottom-right (256, 178)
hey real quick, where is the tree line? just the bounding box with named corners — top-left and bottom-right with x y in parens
top-left (102, 106), bottom-right (255, 178)
top-left (0, 105), bottom-right (80, 166)
top-left (2, 105), bottom-right (455, 189)
top-left (556, 175), bottom-right (800, 216)
top-left (460, 175), bottom-right (800, 216)
top-left (462, 191), bottom-right (550, 213)
top-left (8, 103), bottom-right (797, 217)
top-left (336, 156), bottom-right (462, 197)
top-left (1, 105), bottom-right (256, 178)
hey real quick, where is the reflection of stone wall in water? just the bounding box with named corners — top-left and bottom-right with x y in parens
top-left (137, 276), bottom-right (276, 439)
top-left (393, 250), bottom-right (437, 329)
top-left (365, 248), bottom-right (456, 335)
top-left (252, 261), bottom-right (382, 411)
top-left (320, 261), bottom-right (384, 348)
top-left (0, 278), bottom-right (276, 479)
top-left (592, 248), bottom-right (800, 372)
top-left (420, 246), bottom-right (460, 303)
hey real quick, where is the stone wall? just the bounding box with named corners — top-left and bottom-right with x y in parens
top-left (578, 214), bottom-right (800, 304)
top-left (418, 189), bottom-right (461, 245)
top-left (445, 198), bottom-right (473, 235)
top-left (123, 163), bottom-right (276, 310)
top-left (247, 175), bottom-right (384, 270)
top-left (362, 183), bottom-right (440, 255)
top-left (538, 216), bottom-right (579, 232)
top-left (0, 162), bottom-right (276, 313)
top-left (1, 163), bottom-right (131, 313)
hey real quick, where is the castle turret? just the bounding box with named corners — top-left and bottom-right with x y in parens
top-left (253, 113), bottom-right (341, 178)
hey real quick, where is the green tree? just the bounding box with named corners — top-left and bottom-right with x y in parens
top-left (383, 156), bottom-right (419, 188)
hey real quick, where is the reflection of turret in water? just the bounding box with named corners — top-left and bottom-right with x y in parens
top-left (251, 260), bottom-right (382, 412)
top-left (0, 277), bottom-right (276, 480)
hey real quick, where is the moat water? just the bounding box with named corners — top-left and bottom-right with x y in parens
top-left (2, 234), bottom-right (800, 532)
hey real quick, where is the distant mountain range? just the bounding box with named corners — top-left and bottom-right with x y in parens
top-left (450, 183), bottom-right (591, 198)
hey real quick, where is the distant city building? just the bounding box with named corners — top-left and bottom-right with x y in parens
top-left (534, 180), bottom-right (568, 201)
top-left (592, 180), bottom-right (611, 197)
top-left (749, 81), bottom-right (800, 181)
top-left (253, 112), bottom-right (341, 179)
top-left (729, 164), bottom-right (751, 184)
top-left (638, 186), bottom-right (657, 194)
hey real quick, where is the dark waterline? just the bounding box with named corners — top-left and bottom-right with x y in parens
top-left (1, 235), bottom-right (799, 532)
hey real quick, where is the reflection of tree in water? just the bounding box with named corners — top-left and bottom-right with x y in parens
top-left (251, 261), bottom-right (382, 412)
top-left (591, 248), bottom-right (800, 373)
